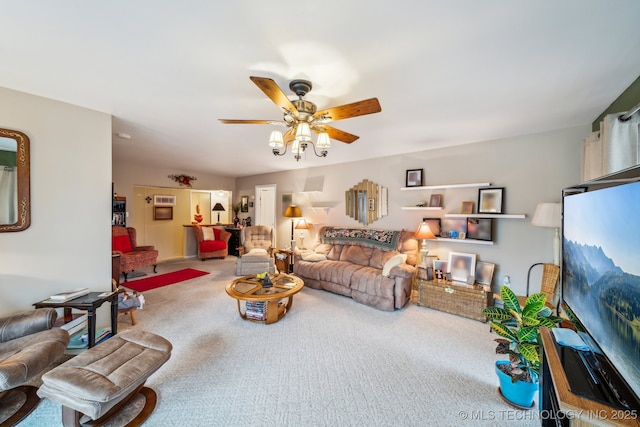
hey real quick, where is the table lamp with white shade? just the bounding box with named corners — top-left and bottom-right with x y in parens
top-left (414, 221), bottom-right (436, 268)
top-left (531, 202), bottom-right (561, 265)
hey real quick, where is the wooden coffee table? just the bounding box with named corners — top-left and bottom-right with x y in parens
top-left (226, 273), bottom-right (304, 324)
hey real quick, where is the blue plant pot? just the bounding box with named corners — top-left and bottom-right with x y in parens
top-left (495, 361), bottom-right (538, 408)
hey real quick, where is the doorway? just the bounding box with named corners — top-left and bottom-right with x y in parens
top-left (255, 184), bottom-right (276, 243)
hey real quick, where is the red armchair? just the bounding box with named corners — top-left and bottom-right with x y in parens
top-left (112, 226), bottom-right (158, 282)
top-left (193, 225), bottom-right (231, 260)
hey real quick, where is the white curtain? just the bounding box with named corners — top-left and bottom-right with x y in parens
top-left (581, 131), bottom-right (602, 182)
top-left (0, 166), bottom-right (17, 224)
top-left (601, 112), bottom-right (640, 174)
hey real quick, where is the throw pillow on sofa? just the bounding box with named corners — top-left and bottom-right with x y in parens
top-left (382, 254), bottom-right (407, 277)
top-left (300, 251), bottom-right (327, 262)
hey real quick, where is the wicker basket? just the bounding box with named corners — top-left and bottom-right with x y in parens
top-left (417, 279), bottom-right (491, 322)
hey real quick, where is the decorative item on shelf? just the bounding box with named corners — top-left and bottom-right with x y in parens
top-left (218, 77), bottom-right (381, 162)
top-left (478, 187), bottom-right (504, 214)
top-left (295, 218), bottom-right (311, 249)
top-left (245, 216), bottom-right (252, 227)
top-left (531, 202), bottom-right (561, 265)
top-left (212, 203), bottom-right (225, 224)
top-left (461, 201), bottom-right (474, 214)
top-left (194, 204), bottom-right (203, 223)
top-left (415, 201), bottom-right (427, 207)
top-left (405, 168), bottom-right (423, 187)
top-left (168, 174), bottom-right (196, 187)
top-left (482, 286), bottom-right (564, 408)
top-left (231, 203), bottom-right (241, 227)
top-left (284, 205), bottom-right (302, 250)
top-left (429, 194), bottom-right (442, 207)
top-left (414, 222), bottom-right (436, 269)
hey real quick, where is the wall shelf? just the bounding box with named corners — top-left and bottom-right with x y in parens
top-left (435, 238), bottom-right (494, 246)
top-left (400, 206), bottom-right (443, 211)
top-left (400, 182), bottom-right (490, 191)
top-left (310, 202), bottom-right (339, 215)
top-left (444, 213), bottom-right (526, 219)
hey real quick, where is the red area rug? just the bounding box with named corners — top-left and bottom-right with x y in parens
top-left (125, 268), bottom-right (209, 292)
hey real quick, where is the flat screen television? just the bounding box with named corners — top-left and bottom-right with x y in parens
top-left (562, 177), bottom-right (640, 408)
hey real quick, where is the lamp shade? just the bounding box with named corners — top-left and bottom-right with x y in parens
top-left (284, 205), bottom-right (302, 218)
top-left (414, 222), bottom-right (436, 240)
top-left (268, 130), bottom-right (284, 149)
top-left (531, 203), bottom-right (561, 228)
top-left (212, 203), bottom-right (225, 212)
top-left (295, 122), bottom-right (311, 142)
top-left (295, 218), bottom-right (310, 229)
top-left (316, 132), bottom-right (331, 149)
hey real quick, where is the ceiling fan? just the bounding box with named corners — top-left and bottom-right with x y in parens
top-left (219, 76), bottom-right (382, 161)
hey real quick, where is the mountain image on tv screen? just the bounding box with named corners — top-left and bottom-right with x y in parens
top-left (563, 180), bottom-right (640, 401)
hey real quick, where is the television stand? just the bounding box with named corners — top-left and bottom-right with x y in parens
top-left (540, 328), bottom-right (640, 426)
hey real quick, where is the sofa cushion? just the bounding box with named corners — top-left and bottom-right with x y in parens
top-left (201, 227), bottom-right (221, 241)
top-left (382, 254), bottom-right (408, 277)
top-left (327, 244), bottom-right (344, 261)
top-left (112, 235), bottom-right (133, 253)
top-left (340, 245), bottom-right (374, 267)
top-left (313, 243), bottom-right (332, 255)
top-left (200, 240), bottom-right (226, 252)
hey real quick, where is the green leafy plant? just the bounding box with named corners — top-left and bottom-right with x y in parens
top-left (231, 203), bottom-right (241, 214)
top-left (482, 286), bottom-right (564, 383)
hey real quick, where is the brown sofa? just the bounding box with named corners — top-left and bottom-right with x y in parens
top-left (293, 226), bottom-right (418, 311)
top-left (112, 226), bottom-right (158, 281)
top-left (192, 225), bottom-right (231, 260)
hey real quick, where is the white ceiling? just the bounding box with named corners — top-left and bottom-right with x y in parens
top-left (1, 1), bottom-right (639, 178)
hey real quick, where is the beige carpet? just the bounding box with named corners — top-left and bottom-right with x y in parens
top-left (21, 257), bottom-right (539, 426)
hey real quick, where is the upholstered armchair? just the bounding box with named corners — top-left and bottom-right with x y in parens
top-left (0, 308), bottom-right (70, 425)
top-left (235, 225), bottom-right (276, 275)
top-left (193, 225), bottom-right (231, 260)
top-left (112, 226), bottom-right (159, 282)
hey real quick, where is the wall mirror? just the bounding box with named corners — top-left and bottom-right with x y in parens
top-left (0, 128), bottom-right (30, 232)
top-left (345, 179), bottom-right (388, 225)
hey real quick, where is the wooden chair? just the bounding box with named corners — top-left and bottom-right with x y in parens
top-left (112, 279), bottom-right (137, 325)
top-left (494, 263), bottom-right (560, 312)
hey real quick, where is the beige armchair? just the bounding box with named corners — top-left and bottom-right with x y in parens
top-left (235, 225), bottom-right (276, 276)
top-left (0, 308), bottom-right (70, 425)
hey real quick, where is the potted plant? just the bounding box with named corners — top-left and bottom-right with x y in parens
top-left (482, 286), bottom-right (563, 408)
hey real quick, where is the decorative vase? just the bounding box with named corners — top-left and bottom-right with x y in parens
top-left (233, 214), bottom-right (240, 228)
top-left (495, 361), bottom-right (538, 408)
top-left (194, 214), bottom-right (203, 223)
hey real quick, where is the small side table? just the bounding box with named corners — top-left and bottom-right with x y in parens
top-left (225, 227), bottom-right (242, 257)
top-left (34, 292), bottom-right (118, 348)
top-left (274, 249), bottom-right (294, 273)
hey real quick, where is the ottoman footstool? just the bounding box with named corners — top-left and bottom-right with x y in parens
top-left (37, 330), bottom-right (172, 427)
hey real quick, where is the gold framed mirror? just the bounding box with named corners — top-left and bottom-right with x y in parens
top-left (0, 128), bottom-right (30, 232)
top-left (345, 179), bottom-right (388, 225)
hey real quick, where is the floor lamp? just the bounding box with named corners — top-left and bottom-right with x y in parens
top-left (212, 202), bottom-right (225, 225)
top-left (283, 205), bottom-right (302, 250)
top-left (414, 221), bottom-right (436, 269)
top-left (531, 202), bottom-right (561, 265)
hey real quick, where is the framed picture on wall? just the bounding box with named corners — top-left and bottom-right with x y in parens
top-left (405, 169), bottom-right (423, 187)
top-left (154, 206), bottom-right (173, 220)
top-left (478, 187), bottom-right (504, 214)
top-left (461, 201), bottom-right (474, 214)
top-left (241, 195), bottom-right (249, 212)
top-left (467, 218), bottom-right (493, 241)
top-left (429, 193), bottom-right (442, 207)
top-left (421, 217), bottom-right (441, 236)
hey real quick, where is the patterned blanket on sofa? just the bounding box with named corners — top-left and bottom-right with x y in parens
top-left (320, 227), bottom-right (401, 251)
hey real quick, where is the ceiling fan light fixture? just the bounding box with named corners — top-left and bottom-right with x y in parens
top-left (295, 122), bottom-right (312, 142)
top-left (316, 132), bottom-right (331, 149)
top-left (268, 130), bottom-right (284, 149)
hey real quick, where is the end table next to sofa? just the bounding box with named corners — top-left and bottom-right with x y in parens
top-left (273, 248), bottom-right (294, 273)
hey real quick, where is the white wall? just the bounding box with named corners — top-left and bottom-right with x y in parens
top-left (0, 86), bottom-right (112, 316)
top-left (237, 126), bottom-right (589, 295)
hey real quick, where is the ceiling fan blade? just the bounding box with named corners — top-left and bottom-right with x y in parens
top-left (313, 98), bottom-right (381, 122)
top-left (250, 76), bottom-right (297, 113)
top-left (283, 129), bottom-right (295, 145)
top-left (218, 119), bottom-right (274, 124)
top-left (313, 125), bottom-right (359, 144)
